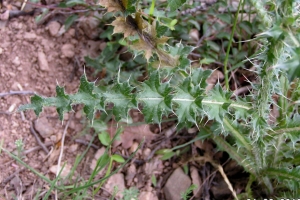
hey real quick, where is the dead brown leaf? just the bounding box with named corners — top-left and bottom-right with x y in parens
top-left (130, 38), bottom-right (154, 61)
top-left (130, 21), bottom-right (178, 66)
top-left (111, 17), bottom-right (137, 38)
top-left (99, 0), bottom-right (125, 12)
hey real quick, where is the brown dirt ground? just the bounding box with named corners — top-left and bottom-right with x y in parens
top-left (0, 2), bottom-right (248, 200)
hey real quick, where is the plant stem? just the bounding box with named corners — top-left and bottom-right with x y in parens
top-left (223, 117), bottom-right (251, 152)
top-left (223, 0), bottom-right (243, 90)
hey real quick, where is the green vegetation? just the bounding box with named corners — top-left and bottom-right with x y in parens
top-left (14, 0), bottom-right (300, 198)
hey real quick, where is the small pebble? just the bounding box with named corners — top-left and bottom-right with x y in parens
top-left (48, 21), bottom-right (61, 37)
top-left (37, 51), bottom-right (50, 71)
top-left (61, 44), bottom-right (75, 58)
top-left (24, 32), bottom-right (37, 42)
top-left (12, 57), bottom-right (21, 66)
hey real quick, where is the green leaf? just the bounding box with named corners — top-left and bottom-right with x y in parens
top-left (19, 94), bottom-right (45, 117)
top-left (217, 13), bottom-right (232, 24)
top-left (238, 21), bottom-right (253, 35)
top-left (161, 151), bottom-right (175, 160)
top-left (177, 57), bottom-right (190, 69)
top-left (91, 119), bottom-right (108, 132)
top-left (19, 86), bottom-right (72, 120)
top-left (191, 68), bottom-right (212, 89)
top-left (188, 19), bottom-right (200, 30)
top-left (160, 17), bottom-right (178, 30)
top-left (54, 86), bottom-right (72, 120)
top-left (156, 25), bottom-right (168, 37)
top-left (169, 43), bottom-right (194, 56)
top-left (64, 14), bottom-right (78, 30)
top-left (173, 77), bottom-right (202, 127)
top-left (101, 42), bottom-right (120, 62)
top-left (111, 154), bottom-right (125, 163)
top-left (172, 68), bottom-right (211, 127)
top-left (137, 71), bottom-right (172, 124)
top-left (98, 131), bottom-right (111, 146)
top-left (104, 81), bottom-right (136, 121)
top-left (100, 26), bottom-right (114, 40)
top-left (257, 25), bottom-right (283, 40)
top-left (151, 175), bottom-right (157, 187)
top-left (144, 8), bottom-right (165, 18)
top-left (35, 9), bottom-right (49, 24)
top-left (84, 56), bottom-right (101, 70)
top-left (279, 47), bottom-right (300, 81)
top-left (96, 152), bottom-right (110, 172)
top-left (66, 0), bottom-right (86, 7)
top-left (71, 75), bottom-right (104, 121)
top-left (266, 167), bottom-right (300, 183)
top-left (156, 148), bottom-right (173, 155)
top-left (124, 6), bottom-right (136, 15)
top-left (200, 57), bottom-right (216, 64)
top-left (167, 0), bottom-right (187, 12)
top-left (203, 84), bottom-right (232, 123)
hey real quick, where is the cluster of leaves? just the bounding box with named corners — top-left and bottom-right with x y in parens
top-left (19, 0), bottom-right (300, 198)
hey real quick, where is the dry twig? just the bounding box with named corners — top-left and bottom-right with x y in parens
top-left (74, 139), bottom-right (99, 149)
top-left (0, 91), bottom-right (35, 97)
top-left (55, 115), bottom-right (72, 200)
top-left (1, 168), bottom-right (25, 185)
top-left (29, 122), bottom-right (49, 154)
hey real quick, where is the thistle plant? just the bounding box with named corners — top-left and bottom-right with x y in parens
top-left (19, 0), bottom-right (300, 198)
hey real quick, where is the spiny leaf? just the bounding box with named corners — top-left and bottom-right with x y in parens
top-left (173, 76), bottom-right (204, 127)
top-left (20, 69), bottom-right (251, 128)
top-left (137, 71), bottom-right (172, 124)
top-left (169, 43), bottom-right (195, 56)
top-left (203, 84), bottom-right (232, 123)
top-left (54, 86), bottom-right (72, 120)
top-left (71, 74), bottom-right (104, 121)
top-left (19, 94), bottom-right (46, 117)
top-left (177, 57), bottom-right (190, 69)
top-left (279, 114), bottom-right (300, 147)
top-left (191, 68), bottom-right (212, 88)
top-left (266, 167), bottom-right (300, 184)
top-left (104, 81), bottom-right (136, 121)
top-left (19, 86), bottom-right (72, 120)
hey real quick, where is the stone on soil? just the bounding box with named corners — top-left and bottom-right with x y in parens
top-left (48, 21), bottom-right (61, 37)
top-left (104, 173), bottom-right (125, 199)
top-left (49, 164), bottom-right (71, 178)
top-left (90, 147), bottom-right (106, 171)
top-left (125, 163), bottom-right (136, 185)
top-left (163, 167), bottom-right (191, 200)
top-left (37, 51), bottom-right (50, 71)
top-left (68, 144), bottom-right (78, 153)
top-left (61, 43), bottom-right (75, 58)
top-left (190, 166), bottom-right (202, 198)
top-left (34, 116), bottom-right (54, 138)
top-left (12, 56), bottom-right (21, 66)
top-left (139, 191), bottom-right (158, 200)
top-left (23, 32), bottom-right (37, 42)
